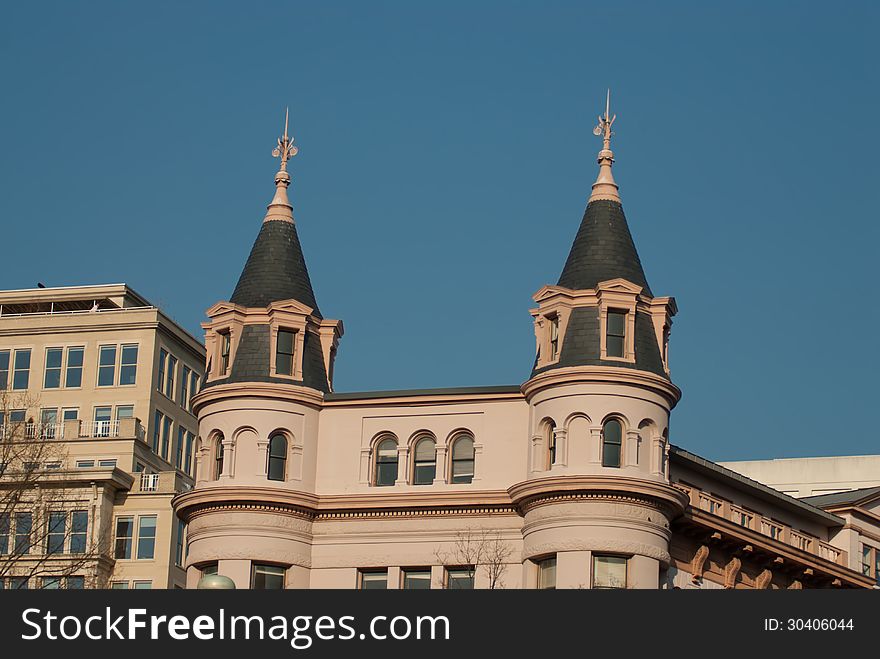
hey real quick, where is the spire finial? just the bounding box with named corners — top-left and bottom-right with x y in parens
top-left (589, 89), bottom-right (620, 203)
top-left (265, 107), bottom-right (298, 223)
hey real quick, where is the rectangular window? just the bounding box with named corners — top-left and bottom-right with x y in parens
top-left (220, 333), bottom-right (231, 373)
top-left (40, 408), bottom-right (58, 438)
top-left (537, 556), bottom-right (557, 589)
top-left (189, 371), bottom-right (200, 410)
top-left (175, 519), bottom-right (186, 567)
top-left (42, 576), bottom-right (62, 589)
top-left (70, 511), bottom-right (88, 554)
top-left (47, 512), bottom-right (66, 554)
top-left (94, 406), bottom-right (112, 437)
top-left (176, 426), bottom-right (186, 469)
top-left (44, 348), bottom-right (63, 389)
top-left (184, 432), bottom-right (195, 476)
top-left (111, 581), bottom-right (129, 589)
top-left (445, 567), bottom-right (475, 590)
top-left (12, 349), bottom-right (31, 390)
top-left (862, 544), bottom-right (872, 577)
top-left (0, 514), bottom-right (9, 555)
top-left (119, 344), bottom-right (138, 385)
top-left (98, 459), bottom-right (117, 468)
top-left (358, 569), bottom-right (388, 590)
top-left (137, 516), bottom-right (157, 560)
top-left (114, 516), bottom-right (134, 559)
top-left (133, 581), bottom-right (152, 589)
top-left (181, 365), bottom-right (191, 407)
top-left (9, 577), bottom-right (29, 590)
top-left (0, 350), bottom-right (9, 389)
top-left (15, 512), bottom-right (32, 554)
top-left (116, 405), bottom-right (134, 421)
top-left (275, 329), bottom-right (296, 376)
top-left (162, 416), bottom-right (172, 460)
top-left (75, 460), bottom-right (95, 468)
top-left (402, 568), bottom-right (431, 590)
top-left (153, 410), bottom-right (163, 453)
top-left (549, 316), bottom-right (559, 359)
top-left (97, 345), bottom-right (116, 387)
top-left (606, 310), bottom-right (627, 358)
top-left (165, 354), bottom-right (177, 399)
top-left (62, 408), bottom-right (79, 422)
top-left (158, 349), bottom-right (167, 393)
top-left (593, 554), bottom-right (628, 589)
top-left (251, 563), bottom-right (286, 590)
top-left (65, 347), bottom-right (84, 387)
top-left (67, 576), bottom-right (85, 590)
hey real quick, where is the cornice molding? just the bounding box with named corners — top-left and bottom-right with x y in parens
top-left (521, 365), bottom-right (681, 406)
top-left (191, 380), bottom-right (325, 414)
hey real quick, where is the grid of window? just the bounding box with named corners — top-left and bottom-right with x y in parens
top-left (114, 517), bottom-right (135, 559)
top-left (120, 344), bottom-right (138, 385)
top-left (267, 433), bottom-right (287, 481)
top-left (158, 349), bottom-right (167, 394)
top-left (70, 511), bottom-right (88, 554)
top-left (251, 564), bottom-right (285, 590)
top-left (606, 310), bottom-right (627, 358)
top-left (181, 365), bottom-right (191, 407)
top-left (184, 431), bottom-right (195, 476)
top-left (0, 514), bottom-right (8, 555)
top-left (13, 349), bottom-right (31, 390)
top-left (94, 406), bottom-right (112, 437)
top-left (97, 345), bottom-right (116, 387)
top-left (0, 350), bottom-right (9, 389)
top-left (593, 555), bottom-right (627, 589)
top-left (162, 415), bottom-right (172, 460)
top-left (375, 438), bottom-right (398, 486)
top-left (137, 516), bottom-right (157, 560)
top-left (46, 512), bottom-right (66, 554)
top-left (601, 419), bottom-right (623, 468)
top-left (537, 556), bottom-right (557, 589)
top-left (15, 512), bottom-right (32, 554)
top-left (359, 570), bottom-right (388, 590)
top-left (445, 567), bottom-right (474, 589)
top-left (153, 410), bottom-right (163, 453)
top-left (402, 568), bottom-right (431, 590)
top-left (275, 329), bottom-right (296, 376)
top-left (44, 348), bottom-right (63, 388)
top-left (165, 354), bottom-right (177, 399)
top-left (412, 436), bottom-right (436, 485)
top-left (66, 347), bottom-right (84, 387)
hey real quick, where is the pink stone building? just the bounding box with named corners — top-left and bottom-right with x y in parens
top-left (174, 107), bottom-right (880, 590)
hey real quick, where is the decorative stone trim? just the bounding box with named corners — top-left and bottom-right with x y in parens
top-left (522, 365), bottom-right (681, 408)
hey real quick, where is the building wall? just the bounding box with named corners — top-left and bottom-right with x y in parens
top-left (717, 455), bottom-right (880, 497)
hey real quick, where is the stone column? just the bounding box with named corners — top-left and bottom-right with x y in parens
top-left (218, 559), bottom-right (250, 589)
top-left (628, 555), bottom-right (659, 589)
top-left (556, 550), bottom-right (591, 589)
top-left (395, 446), bottom-right (409, 485)
top-left (434, 445), bottom-right (448, 485)
top-left (529, 435), bottom-right (543, 473)
top-left (359, 447), bottom-right (371, 484)
top-left (471, 443), bottom-right (483, 482)
top-left (256, 438), bottom-right (269, 476)
top-left (625, 429), bottom-right (641, 467)
top-left (387, 567), bottom-right (402, 590)
top-left (553, 428), bottom-right (568, 467)
top-left (588, 426), bottom-right (603, 464)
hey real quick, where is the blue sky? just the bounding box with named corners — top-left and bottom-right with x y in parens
top-left (1, 2), bottom-right (877, 461)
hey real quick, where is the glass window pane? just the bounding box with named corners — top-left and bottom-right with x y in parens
top-left (42, 577), bottom-right (62, 589)
top-left (403, 569), bottom-right (431, 590)
top-left (133, 581), bottom-right (152, 589)
top-left (98, 346), bottom-right (116, 386)
top-left (47, 512), bottom-right (66, 554)
top-left (65, 347), bottom-right (84, 387)
top-left (414, 438), bottom-right (435, 460)
top-left (359, 570), bottom-right (387, 590)
top-left (44, 348), bottom-right (63, 388)
top-left (120, 345), bottom-right (138, 385)
top-left (252, 564), bottom-right (285, 590)
top-left (446, 568), bottom-right (474, 589)
top-left (70, 511), bottom-right (88, 554)
top-left (0, 350), bottom-right (9, 389)
top-left (537, 556), bottom-right (557, 589)
top-left (137, 516), bottom-right (157, 560)
top-left (67, 576), bottom-right (85, 589)
top-left (607, 311), bottom-right (626, 335)
top-left (593, 555), bottom-right (627, 589)
top-left (15, 513), bottom-right (32, 554)
top-left (115, 517), bottom-right (134, 559)
top-left (277, 330), bottom-right (294, 354)
top-left (12, 349), bottom-right (31, 390)
top-left (116, 405), bottom-right (134, 420)
top-left (606, 335), bottom-right (625, 358)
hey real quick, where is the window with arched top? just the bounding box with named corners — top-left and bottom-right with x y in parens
top-left (545, 420), bottom-right (557, 469)
top-left (412, 436), bottom-right (436, 485)
top-left (267, 433), bottom-right (288, 481)
top-left (374, 437), bottom-right (398, 487)
top-left (450, 434), bottom-right (475, 484)
top-left (214, 435), bottom-right (225, 479)
top-left (602, 419), bottom-right (623, 468)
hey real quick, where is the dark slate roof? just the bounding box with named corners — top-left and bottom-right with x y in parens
top-left (670, 446), bottom-right (844, 526)
top-left (531, 307), bottom-right (667, 379)
top-left (205, 323), bottom-right (329, 393)
top-left (557, 199), bottom-right (652, 296)
top-left (230, 219), bottom-right (322, 318)
top-left (801, 486), bottom-right (880, 509)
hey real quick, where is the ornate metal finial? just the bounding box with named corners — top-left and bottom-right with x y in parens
top-left (272, 107), bottom-right (299, 171)
top-left (588, 89), bottom-right (620, 203)
top-left (592, 89), bottom-right (616, 152)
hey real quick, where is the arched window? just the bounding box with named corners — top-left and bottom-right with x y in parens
top-left (374, 437), bottom-right (398, 487)
top-left (412, 436), bottom-right (436, 485)
top-left (267, 433), bottom-right (288, 481)
top-left (602, 419), bottom-right (623, 468)
top-left (546, 420), bottom-right (557, 468)
top-left (450, 434), bottom-right (475, 484)
top-left (214, 435), bottom-right (225, 479)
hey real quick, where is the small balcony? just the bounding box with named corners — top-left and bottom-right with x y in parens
top-left (132, 470), bottom-right (192, 495)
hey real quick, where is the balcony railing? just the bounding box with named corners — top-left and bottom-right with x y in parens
top-left (140, 473), bottom-right (160, 492)
top-left (674, 481), bottom-right (848, 566)
top-left (1, 419), bottom-right (144, 441)
top-left (80, 420), bottom-right (119, 438)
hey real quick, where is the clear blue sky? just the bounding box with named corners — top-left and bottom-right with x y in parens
top-left (2, 2), bottom-right (877, 461)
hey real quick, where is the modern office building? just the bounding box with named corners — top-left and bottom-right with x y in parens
top-left (0, 284), bottom-right (204, 589)
top-left (718, 455), bottom-right (880, 498)
top-left (172, 109), bottom-right (880, 590)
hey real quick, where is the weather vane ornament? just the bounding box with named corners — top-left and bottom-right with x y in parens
top-left (588, 89), bottom-right (621, 203)
top-left (592, 89), bottom-right (616, 153)
top-left (272, 107), bottom-right (298, 171)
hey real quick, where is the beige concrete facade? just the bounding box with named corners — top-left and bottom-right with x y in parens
top-left (718, 455), bottom-right (880, 498)
top-left (0, 284), bottom-right (204, 589)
